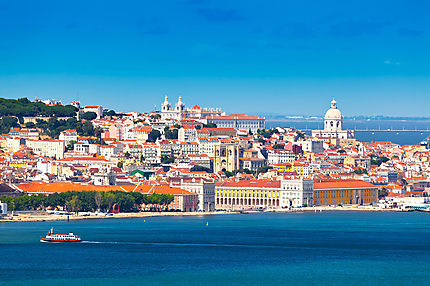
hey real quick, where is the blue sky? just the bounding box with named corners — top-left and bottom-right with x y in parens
top-left (0, 0), bottom-right (429, 116)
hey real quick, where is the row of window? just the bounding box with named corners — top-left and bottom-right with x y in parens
top-left (314, 189), bottom-right (376, 199)
top-left (216, 189), bottom-right (280, 198)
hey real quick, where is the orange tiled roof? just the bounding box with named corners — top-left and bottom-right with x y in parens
top-left (314, 179), bottom-right (378, 190)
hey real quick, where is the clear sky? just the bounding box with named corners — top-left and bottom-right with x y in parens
top-left (0, 0), bottom-right (429, 116)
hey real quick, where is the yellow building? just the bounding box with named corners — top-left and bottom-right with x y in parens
top-left (273, 162), bottom-right (305, 176)
top-left (215, 179), bottom-right (282, 209)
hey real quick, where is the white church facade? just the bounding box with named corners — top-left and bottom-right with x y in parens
top-left (161, 96), bottom-right (185, 121)
top-left (312, 99), bottom-right (355, 139)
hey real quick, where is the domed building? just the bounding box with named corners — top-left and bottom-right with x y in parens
top-left (312, 99), bottom-right (355, 139)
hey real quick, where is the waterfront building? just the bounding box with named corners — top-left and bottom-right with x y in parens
top-left (280, 178), bottom-right (314, 207)
top-left (205, 114), bottom-right (265, 132)
top-left (170, 178), bottom-right (216, 212)
top-left (313, 179), bottom-right (378, 205)
top-left (0, 201), bottom-right (7, 216)
top-left (215, 178), bottom-right (313, 210)
top-left (312, 99), bottom-right (355, 139)
top-left (145, 185), bottom-right (199, 212)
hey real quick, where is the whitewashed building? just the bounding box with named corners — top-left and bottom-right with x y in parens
top-left (267, 149), bottom-right (296, 164)
top-left (171, 178), bottom-right (216, 212)
top-left (26, 139), bottom-right (65, 159)
top-left (205, 114), bottom-right (265, 132)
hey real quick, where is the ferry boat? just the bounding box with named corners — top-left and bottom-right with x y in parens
top-left (40, 228), bottom-right (82, 243)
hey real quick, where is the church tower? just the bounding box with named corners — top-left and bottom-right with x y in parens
top-left (175, 96), bottom-right (185, 112)
top-left (161, 96), bottom-right (171, 112)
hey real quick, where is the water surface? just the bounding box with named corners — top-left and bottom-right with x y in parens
top-left (1, 212), bottom-right (429, 285)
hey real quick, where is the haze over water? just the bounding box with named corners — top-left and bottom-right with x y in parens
top-left (1, 212), bottom-right (429, 286)
top-left (266, 120), bottom-right (430, 145)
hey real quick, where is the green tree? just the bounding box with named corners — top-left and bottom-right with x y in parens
top-left (190, 165), bottom-right (212, 173)
top-left (103, 192), bottom-right (116, 211)
top-left (203, 123), bottom-right (217, 128)
top-left (378, 188), bottom-right (388, 198)
top-left (25, 122), bottom-right (36, 128)
top-left (0, 195), bottom-right (15, 211)
top-left (80, 112), bottom-right (97, 121)
top-left (66, 195), bottom-right (82, 213)
top-left (147, 129), bottom-right (161, 142)
top-left (224, 170), bottom-right (235, 178)
top-left (257, 166), bottom-right (271, 174)
top-left (95, 192), bottom-right (102, 211)
top-left (0, 116), bottom-right (19, 134)
top-left (161, 156), bottom-right (175, 164)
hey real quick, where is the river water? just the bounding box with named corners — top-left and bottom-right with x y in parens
top-left (266, 120), bottom-right (430, 145)
top-left (1, 212), bottom-right (429, 285)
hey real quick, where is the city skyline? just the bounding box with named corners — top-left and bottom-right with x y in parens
top-left (1, 0), bottom-right (430, 116)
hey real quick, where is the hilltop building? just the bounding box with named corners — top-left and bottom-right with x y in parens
top-left (161, 96), bottom-right (185, 121)
top-left (312, 99), bottom-right (355, 139)
top-left (205, 114), bottom-right (265, 132)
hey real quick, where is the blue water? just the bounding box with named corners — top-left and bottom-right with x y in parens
top-left (1, 212), bottom-right (430, 285)
top-left (266, 120), bottom-right (430, 145)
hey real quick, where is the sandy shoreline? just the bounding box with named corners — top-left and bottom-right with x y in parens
top-left (0, 206), bottom-right (408, 223)
top-left (0, 211), bottom-right (241, 223)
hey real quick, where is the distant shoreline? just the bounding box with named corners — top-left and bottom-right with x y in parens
top-left (0, 207), bottom-right (410, 223)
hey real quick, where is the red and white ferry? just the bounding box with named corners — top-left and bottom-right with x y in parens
top-left (40, 228), bottom-right (82, 243)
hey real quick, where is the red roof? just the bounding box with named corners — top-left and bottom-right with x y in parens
top-left (314, 179), bottom-right (378, 190)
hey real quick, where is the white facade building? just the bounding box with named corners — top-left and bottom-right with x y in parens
top-left (312, 100), bottom-right (355, 139)
top-left (205, 114), bottom-right (265, 132)
top-left (26, 139), bottom-right (65, 159)
top-left (171, 178), bottom-right (216, 212)
top-left (59, 129), bottom-right (78, 146)
top-left (178, 127), bottom-right (198, 142)
top-left (198, 138), bottom-right (220, 157)
top-left (0, 201), bottom-right (7, 215)
top-left (179, 142), bottom-right (199, 155)
top-left (280, 178), bottom-right (314, 207)
top-left (267, 149), bottom-right (296, 164)
top-left (161, 96), bottom-right (185, 121)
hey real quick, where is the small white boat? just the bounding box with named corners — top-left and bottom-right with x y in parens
top-left (40, 228), bottom-right (82, 243)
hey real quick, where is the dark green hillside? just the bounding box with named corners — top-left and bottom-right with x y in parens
top-left (0, 98), bottom-right (77, 117)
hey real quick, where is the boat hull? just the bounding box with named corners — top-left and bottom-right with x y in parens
top-left (40, 238), bottom-right (82, 243)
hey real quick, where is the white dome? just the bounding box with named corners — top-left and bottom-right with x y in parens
top-left (324, 99), bottom-right (342, 119)
top-left (325, 108), bottom-right (342, 119)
